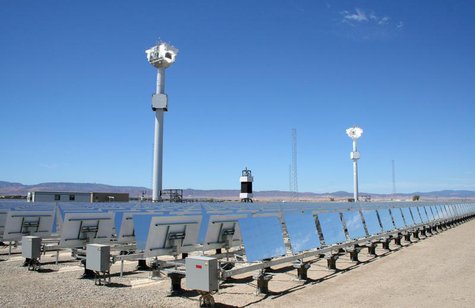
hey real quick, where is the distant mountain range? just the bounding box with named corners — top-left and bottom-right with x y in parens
top-left (1, 181), bottom-right (475, 201)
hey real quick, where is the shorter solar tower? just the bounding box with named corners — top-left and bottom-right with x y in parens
top-left (346, 126), bottom-right (363, 202)
top-left (240, 168), bottom-right (253, 202)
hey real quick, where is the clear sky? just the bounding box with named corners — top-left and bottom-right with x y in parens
top-left (1, 0), bottom-right (474, 194)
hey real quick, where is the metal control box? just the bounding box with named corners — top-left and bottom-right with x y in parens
top-left (185, 256), bottom-right (219, 292)
top-left (86, 244), bottom-right (110, 272)
top-left (22, 236), bottom-right (42, 259)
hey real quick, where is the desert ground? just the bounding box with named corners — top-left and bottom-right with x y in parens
top-left (1, 219), bottom-right (474, 307)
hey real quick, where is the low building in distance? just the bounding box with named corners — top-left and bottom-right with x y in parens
top-left (27, 191), bottom-right (129, 202)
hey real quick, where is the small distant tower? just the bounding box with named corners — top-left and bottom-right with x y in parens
top-left (346, 126), bottom-right (363, 202)
top-left (240, 168), bottom-right (253, 202)
top-left (145, 41), bottom-right (179, 202)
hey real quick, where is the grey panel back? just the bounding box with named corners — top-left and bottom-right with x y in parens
top-left (3, 211), bottom-right (54, 241)
top-left (203, 214), bottom-right (247, 251)
top-left (143, 215), bottom-right (202, 257)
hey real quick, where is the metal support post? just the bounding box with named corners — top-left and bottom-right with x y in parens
top-left (254, 270), bottom-right (272, 294)
top-left (367, 243), bottom-right (377, 255)
top-left (22, 258), bottom-right (31, 267)
top-left (151, 259), bottom-right (161, 279)
top-left (198, 291), bottom-right (216, 307)
top-left (293, 260), bottom-right (311, 280)
top-left (420, 228), bottom-right (426, 237)
top-left (26, 258), bottom-right (41, 271)
top-left (80, 259), bottom-right (96, 279)
top-left (326, 254), bottom-right (338, 270)
top-left (349, 248), bottom-right (360, 262)
top-left (137, 259), bottom-right (150, 270)
top-left (394, 234), bottom-right (402, 246)
top-left (94, 270), bottom-right (111, 286)
top-left (167, 272), bottom-right (185, 296)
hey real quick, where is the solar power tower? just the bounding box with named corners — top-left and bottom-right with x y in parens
top-left (146, 42), bottom-right (179, 202)
top-left (346, 126), bottom-right (363, 201)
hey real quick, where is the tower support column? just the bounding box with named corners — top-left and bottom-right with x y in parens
top-left (152, 67), bottom-right (166, 202)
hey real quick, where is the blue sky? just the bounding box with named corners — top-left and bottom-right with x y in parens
top-left (1, 0), bottom-right (474, 194)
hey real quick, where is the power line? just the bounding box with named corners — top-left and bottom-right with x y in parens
top-left (392, 159), bottom-right (397, 196)
top-left (288, 164), bottom-right (292, 199)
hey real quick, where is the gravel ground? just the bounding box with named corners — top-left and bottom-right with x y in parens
top-left (1, 219), bottom-right (474, 307)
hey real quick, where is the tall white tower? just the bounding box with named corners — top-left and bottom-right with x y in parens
top-left (146, 42), bottom-right (178, 202)
top-left (346, 126), bottom-right (363, 202)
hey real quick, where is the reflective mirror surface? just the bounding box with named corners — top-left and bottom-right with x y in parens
top-left (133, 214), bottom-right (153, 251)
top-left (418, 207), bottom-right (428, 223)
top-left (445, 205), bottom-right (454, 218)
top-left (424, 206), bottom-right (434, 221)
top-left (401, 207), bottom-right (414, 226)
top-left (391, 208), bottom-right (406, 229)
top-left (430, 206), bottom-right (441, 220)
top-left (343, 210), bottom-right (367, 240)
top-left (284, 212), bottom-right (320, 253)
top-left (377, 209), bottom-right (395, 231)
top-left (362, 210), bottom-right (382, 235)
top-left (238, 216), bottom-right (286, 262)
top-left (317, 212), bottom-right (346, 245)
top-left (410, 207), bottom-right (422, 224)
top-left (438, 205), bottom-right (448, 219)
